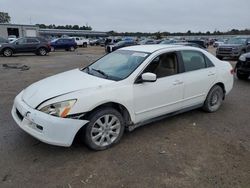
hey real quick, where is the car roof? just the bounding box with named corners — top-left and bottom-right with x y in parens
top-left (120, 44), bottom-right (185, 53)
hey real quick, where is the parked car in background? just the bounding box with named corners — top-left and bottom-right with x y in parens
top-left (235, 52), bottom-right (250, 80)
top-left (105, 40), bottom-right (137, 53)
top-left (8, 35), bottom-right (17, 42)
top-left (70, 37), bottom-right (89, 47)
top-left (11, 45), bottom-right (233, 150)
top-left (187, 40), bottom-right (207, 49)
top-left (139, 39), bottom-right (156, 45)
top-left (104, 38), bottom-right (122, 46)
top-left (172, 42), bottom-right (206, 49)
top-left (213, 38), bottom-right (225, 48)
top-left (50, 38), bottom-right (77, 51)
top-left (0, 36), bottom-right (9, 44)
top-left (0, 37), bottom-right (51, 57)
top-left (160, 39), bottom-right (177, 45)
top-left (216, 37), bottom-right (250, 60)
top-left (89, 39), bottom-right (101, 46)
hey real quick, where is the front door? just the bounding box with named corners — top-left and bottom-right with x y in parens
top-left (133, 52), bottom-right (184, 123)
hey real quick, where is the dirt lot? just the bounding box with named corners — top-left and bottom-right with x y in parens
top-left (0, 46), bottom-right (249, 188)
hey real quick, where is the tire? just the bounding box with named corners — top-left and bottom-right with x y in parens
top-left (70, 46), bottom-right (75, 51)
top-left (3, 48), bottom-right (13, 57)
top-left (203, 85), bottom-right (224, 113)
top-left (83, 107), bottom-right (125, 150)
top-left (38, 47), bottom-right (47, 56)
top-left (236, 69), bottom-right (249, 80)
top-left (51, 47), bottom-right (55, 52)
top-left (83, 43), bottom-right (87, 48)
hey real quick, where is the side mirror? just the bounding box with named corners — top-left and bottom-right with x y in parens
top-left (141, 72), bottom-right (157, 82)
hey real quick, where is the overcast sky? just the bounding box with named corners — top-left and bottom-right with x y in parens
top-left (0, 0), bottom-right (249, 32)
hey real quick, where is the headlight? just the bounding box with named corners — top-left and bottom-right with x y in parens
top-left (239, 54), bottom-right (247, 62)
top-left (0, 45), bottom-right (2, 48)
top-left (39, 99), bottom-right (76, 118)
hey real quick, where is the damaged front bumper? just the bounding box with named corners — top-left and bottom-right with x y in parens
top-left (11, 92), bottom-right (89, 147)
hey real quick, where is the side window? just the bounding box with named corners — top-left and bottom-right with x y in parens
top-left (143, 53), bottom-right (178, 78)
top-left (27, 38), bottom-right (39, 44)
top-left (181, 51), bottom-right (206, 72)
top-left (17, 38), bottom-right (26, 44)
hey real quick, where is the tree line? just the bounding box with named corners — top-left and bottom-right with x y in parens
top-left (36, 24), bottom-right (92, 31)
top-left (108, 29), bottom-right (250, 38)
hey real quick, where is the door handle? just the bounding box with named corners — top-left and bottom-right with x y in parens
top-left (173, 80), bottom-right (183, 85)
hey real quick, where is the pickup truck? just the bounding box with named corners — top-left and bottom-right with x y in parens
top-left (216, 37), bottom-right (250, 60)
top-left (70, 37), bottom-right (89, 47)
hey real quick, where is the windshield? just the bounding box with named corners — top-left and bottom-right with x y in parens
top-left (84, 50), bottom-right (150, 81)
top-left (226, 38), bottom-right (246, 45)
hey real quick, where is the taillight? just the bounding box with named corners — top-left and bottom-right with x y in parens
top-left (230, 69), bottom-right (234, 74)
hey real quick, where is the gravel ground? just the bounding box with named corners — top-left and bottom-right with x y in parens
top-left (0, 46), bottom-right (249, 188)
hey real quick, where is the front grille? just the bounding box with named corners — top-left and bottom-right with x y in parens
top-left (16, 109), bottom-right (24, 121)
top-left (218, 48), bottom-right (232, 53)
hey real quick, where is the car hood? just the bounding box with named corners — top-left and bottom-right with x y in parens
top-left (219, 44), bottom-right (243, 48)
top-left (22, 69), bottom-right (114, 108)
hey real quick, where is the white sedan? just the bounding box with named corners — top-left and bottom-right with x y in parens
top-left (12, 45), bottom-right (234, 150)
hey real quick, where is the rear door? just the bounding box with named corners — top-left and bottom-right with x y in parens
top-left (26, 38), bottom-right (40, 52)
top-left (180, 50), bottom-right (217, 108)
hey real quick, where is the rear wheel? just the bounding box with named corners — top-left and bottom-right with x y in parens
top-left (83, 43), bottom-right (87, 48)
top-left (38, 47), bottom-right (47, 56)
top-left (3, 48), bottom-right (13, 57)
top-left (203, 85), bottom-right (224, 113)
top-left (83, 107), bottom-right (125, 150)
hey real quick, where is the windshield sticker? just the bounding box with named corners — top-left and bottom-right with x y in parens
top-left (132, 53), bottom-right (148, 57)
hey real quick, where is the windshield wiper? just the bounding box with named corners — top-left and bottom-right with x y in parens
top-left (91, 68), bottom-right (109, 78)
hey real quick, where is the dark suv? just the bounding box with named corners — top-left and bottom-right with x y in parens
top-left (216, 37), bottom-right (250, 60)
top-left (50, 38), bottom-right (77, 51)
top-left (0, 37), bottom-right (51, 57)
top-left (235, 52), bottom-right (250, 80)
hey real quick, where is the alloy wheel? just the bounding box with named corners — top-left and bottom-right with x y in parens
top-left (90, 114), bottom-right (121, 147)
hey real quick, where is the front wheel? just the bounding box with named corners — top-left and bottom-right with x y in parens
top-left (203, 85), bottom-right (224, 113)
top-left (50, 47), bottom-right (55, 52)
top-left (70, 46), bottom-right (75, 51)
top-left (83, 108), bottom-right (125, 150)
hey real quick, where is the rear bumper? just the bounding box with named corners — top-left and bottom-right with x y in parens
top-left (12, 91), bottom-right (88, 147)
